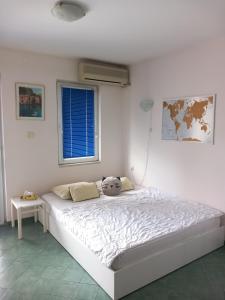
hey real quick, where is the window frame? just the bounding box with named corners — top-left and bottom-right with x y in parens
top-left (57, 80), bottom-right (99, 165)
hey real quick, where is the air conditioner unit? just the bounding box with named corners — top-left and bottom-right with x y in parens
top-left (78, 61), bottom-right (130, 87)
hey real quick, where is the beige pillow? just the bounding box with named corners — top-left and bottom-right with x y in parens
top-left (70, 182), bottom-right (100, 202)
top-left (96, 180), bottom-right (103, 194)
top-left (52, 184), bottom-right (72, 200)
top-left (121, 177), bottom-right (134, 192)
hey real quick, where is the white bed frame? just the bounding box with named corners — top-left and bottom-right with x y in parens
top-left (43, 213), bottom-right (224, 300)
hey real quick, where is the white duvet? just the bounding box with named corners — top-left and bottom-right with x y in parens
top-left (47, 187), bottom-right (223, 268)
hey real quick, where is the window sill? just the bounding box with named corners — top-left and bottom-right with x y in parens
top-left (58, 160), bottom-right (101, 167)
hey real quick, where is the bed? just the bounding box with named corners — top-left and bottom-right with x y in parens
top-left (41, 187), bottom-right (225, 300)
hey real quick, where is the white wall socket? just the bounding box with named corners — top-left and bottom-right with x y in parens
top-left (27, 131), bottom-right (35, 139)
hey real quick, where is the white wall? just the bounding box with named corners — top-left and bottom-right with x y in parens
top-left (0, 48), bottom-right (124, 221)
top-left (123, 37), bottom-right (225, 212)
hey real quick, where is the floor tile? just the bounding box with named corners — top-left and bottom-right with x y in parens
top-left (32, 294), bottom-right (71, 300)
top-left (13, 272), bottom-right (39, 294)
top-left (202, 263), bottom-right (225, 300)
top-left (40, 242), bottom-right (65, 255)
top-left (127, 280), bottom-right (176, 300)
top-left (51, 280), bottom-right (77, 298)
top-left (14, 255), bottom-right (35, 265)
top-left (34, 278), bottom-right (56, 295)
top-left (200, 246), bottom-right (225, 265)
top-left (73, 283), bottom-right (98, 300)
top-left (0, 289), bottom-right (21, 300)
top-left (95, 287), bottom-right (111, 300)
top-left (63, 264), bottom-right (86, 282)
top-left (0, 221), bottom-right (225, 300)
top-left (0, 257), bottom-right (14, 273)
top-left (80, 271), bottom-right (97, 285)
top-left (0, 287), bottom-right (7, 298)
top-left (19, 264), bottom-right (46, 278)
top-left (31, 253), bottom-right (73, 268)
top-left (41, 265), bottom-right (66, 280)
top-left (0, 237), bottom-right (17, 251)
top-left (18, 293), bottom-right (36, 300)
top-left (0, 261), bottom-right (29, 288)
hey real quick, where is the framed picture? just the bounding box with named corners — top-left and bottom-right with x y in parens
top-left (16, 83), bottom-right (45, 120)
top-left (162, 94), bottom-right (215, 144)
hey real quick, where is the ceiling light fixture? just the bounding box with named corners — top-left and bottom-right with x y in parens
top-left (51, 1), bottom-right (86, 22)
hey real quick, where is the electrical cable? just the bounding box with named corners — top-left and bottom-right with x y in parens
top-left (130, 108), bottom-right (153, 186)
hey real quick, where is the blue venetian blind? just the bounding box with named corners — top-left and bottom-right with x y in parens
top-left (62, 87), bottom-right (95, 159)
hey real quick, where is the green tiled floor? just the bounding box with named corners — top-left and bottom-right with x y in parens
top-left (0, 220), bottom-right (225, 300)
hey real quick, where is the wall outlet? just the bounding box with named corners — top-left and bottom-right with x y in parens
top-left (130, 166), bottom-right (134, 172)
top-left (27, 131), bottom-right (35, 139)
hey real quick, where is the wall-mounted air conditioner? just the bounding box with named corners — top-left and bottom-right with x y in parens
top-left (78, 61), bottom-right (130, 87)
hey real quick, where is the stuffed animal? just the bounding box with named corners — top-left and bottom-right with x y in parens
top-left (20, 191), bottom-right (38, 201)
top-left (102, 176), bottom-right (122, 196)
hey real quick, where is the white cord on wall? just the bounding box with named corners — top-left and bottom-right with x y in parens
top-left (139, 110), bottom-right (152, 186)
top-left (131, 100), bottom-right (153, 187)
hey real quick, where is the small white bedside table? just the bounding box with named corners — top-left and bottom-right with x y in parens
top-left (11, 197), bottom-right (47, 239)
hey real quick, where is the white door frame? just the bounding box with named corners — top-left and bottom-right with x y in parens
top-left (0, 74), bottom-right (5, 224)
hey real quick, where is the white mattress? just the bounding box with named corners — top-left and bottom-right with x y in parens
top-left (42, 188), bottom-right (223, 270)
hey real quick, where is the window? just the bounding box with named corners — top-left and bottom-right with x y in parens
top-left (57, 81), bottom-right (99, 165)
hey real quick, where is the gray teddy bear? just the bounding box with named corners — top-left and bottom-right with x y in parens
top-left (102, 176), bottom-right (122, 196)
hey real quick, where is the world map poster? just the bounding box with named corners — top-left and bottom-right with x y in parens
top-left (162, 95), bottom-right (215, 143)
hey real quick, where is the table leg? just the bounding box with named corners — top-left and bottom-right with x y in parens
top-left (17, 208), bottom-right (23, 239)
top-left (42, 203), bottom-right (47, 233)
top-left (11, 202), bottom-right (15, 228)
top-left (34, 206), bottom-right (38, 223)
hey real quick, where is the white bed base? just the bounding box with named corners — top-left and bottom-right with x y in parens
top-left (45, 213), bottom-right (224, 300)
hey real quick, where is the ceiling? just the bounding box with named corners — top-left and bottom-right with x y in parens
top-left (0, 0), bottom-right (225, 64)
